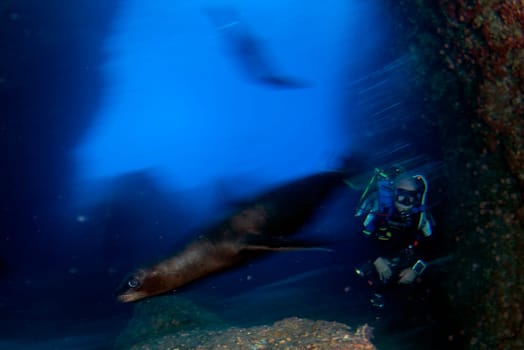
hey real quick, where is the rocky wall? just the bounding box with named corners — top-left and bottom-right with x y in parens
top-left (382, 0), bottom-right (523, 348)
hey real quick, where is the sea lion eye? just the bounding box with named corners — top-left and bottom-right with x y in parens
top-left (127, 277), bottom-right (140, 288)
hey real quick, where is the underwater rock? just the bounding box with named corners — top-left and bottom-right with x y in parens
top-left (431, 2), bottom-right (524, 348)
top-left (380, 1), bottom-right (524, 348)
top-left (113, 296), bottom-right (225, 349)
top-left (438, 0), bottom-right (524, 193)
top-left (118, 313), bottom-right (376, 350)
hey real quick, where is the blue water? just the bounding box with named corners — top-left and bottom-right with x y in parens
top-left (2, 0), bottom-right (452, 349)
top-left (73, 0), bottom-right (391, 207)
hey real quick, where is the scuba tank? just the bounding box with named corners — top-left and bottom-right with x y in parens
top-left (356, 167), bottom-right (400, 237)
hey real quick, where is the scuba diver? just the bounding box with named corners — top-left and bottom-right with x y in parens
top-left (353, 166), bottom-right (434, 304)
top-left (204, 7), bottom-right (309, 89)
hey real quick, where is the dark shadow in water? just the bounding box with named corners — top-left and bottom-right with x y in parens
top-left (204, 7), bottom-right (310, 89)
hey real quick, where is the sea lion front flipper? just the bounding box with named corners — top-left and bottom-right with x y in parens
top-left (243, 236), bottom-right (333, 252)
top-left (245, 245), bottom-right (333, 252)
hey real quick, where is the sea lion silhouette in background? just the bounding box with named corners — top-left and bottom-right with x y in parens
top-left (204, 7), bottom-right (309, 89)
top-left (117, 170), bottom-right (357, 302)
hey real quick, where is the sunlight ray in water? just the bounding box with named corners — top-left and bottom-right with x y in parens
top-left (74, 0), bottom-right (388, 198)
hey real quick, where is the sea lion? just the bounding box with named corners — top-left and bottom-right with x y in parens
top-left (117, 171), bottom-right (352, 302)
top-left (204, 7), bottom-right (309, 89)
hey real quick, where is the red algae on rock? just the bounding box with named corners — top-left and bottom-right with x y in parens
top-left (379, 1), bottom-right (524, 348)
top-left (440, 0), bottom-right (524, 192)
top-left (436, 4), bottom-right (524, 347)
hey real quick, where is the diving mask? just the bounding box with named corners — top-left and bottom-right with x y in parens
top-left (395, 188), bottom-right (418, 206)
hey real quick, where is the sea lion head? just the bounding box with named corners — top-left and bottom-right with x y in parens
top-left (116, 268), bottom-right (170, 302)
